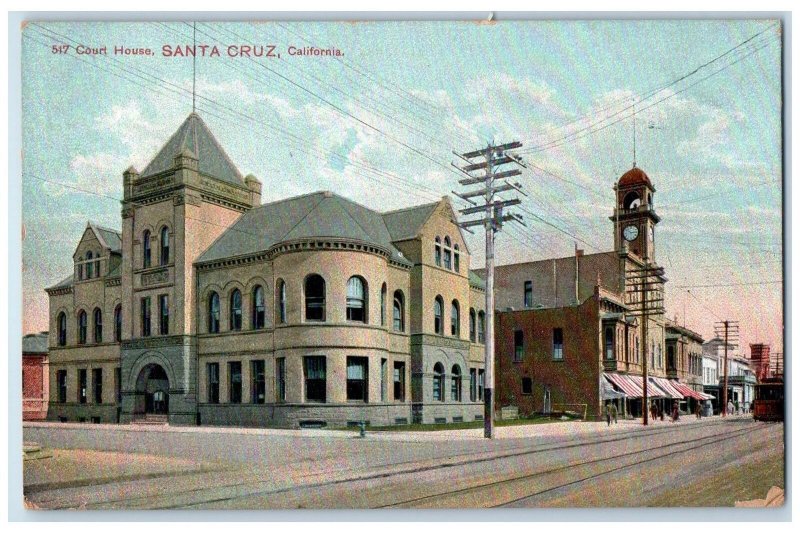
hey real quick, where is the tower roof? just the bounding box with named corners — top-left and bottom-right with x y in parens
top-left (618, 166), bottom-right (652, 188)
top-left (140, 112), bottom-right (244, 185)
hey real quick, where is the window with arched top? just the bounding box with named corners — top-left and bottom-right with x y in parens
top-left (433, 296), bottom-right (444, 335)
top-left (160, 226), bottom-right (170, 266)
top-left (86, 251), bottom-right (94, 279)
top-left (434, 236), bottom-right (442, 267)
top-left (477, 311), bottom-right (486, 344)
top-left (450, 300), bottom-right (460, 336)
top-left (277, 279), bottom-right (287, 324)
top-left (208, 292), bottom-right (220, 333)
top-left (143, 230), bottom-right (151, 268)
top-left (305, 274), bottom-right (326, 321)
top-left (57, 312), bottom-right (67, 346)
top-left (78, 310), bottom-right (87, 345)
top-left (451, 365), bottom-right (462, 402)
top-left (93, 308), bottom-right (102, 343)
top-left (346, 276), bottom-right (367, 323)
top-left (114, 305), bottom-right (122, 343)
top-left (454, 244), bottom-right (460, 272)
top-left (433, 362), bottom-right (444, 402)
top-left (469, 308), bottom-right (476, 342)
top-left (229, 289), bottom-right (242, 331)
top-left (443, 236), bottom-right (452, 269)
top-left (380, 283), bottom-right (387, 326)
top-left (393, 290), bottom-right (405, 332)
top-left (623, 191), bottom-right (641, 210)
top-left (252, 285), bottom-right (265, 329)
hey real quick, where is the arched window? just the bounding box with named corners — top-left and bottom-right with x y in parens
top-left (477, 311), bottom-right (486, 344)
top-left (454, 244), bottom-right (460, 272)
top-left (605, 327), bottom-right (614, 360)
top-left (434, 236), bottom-right (442, 267)
top-left (443, 236), bottom-right (452, 270)
top-left (277, 279), bottom-right (287, 324)
top-left (229, 289), bottom-right (242, 331)
top-left (57, 312), bottom-right (67, 346)
top-left (208, 292), bottom-right (220, 333)
top-left (623, 191), bottom-right (641, 210)
top-left (305, 274), bottom-right (326, 321)
top-left (114, 305), bottom-right (122, 343)
top-left (469, 308), bottom-right (476, 342)
top-left (433, 362), bottom-right (444, 402)
top-left (380, 283), bottom-right (387, 326)
top-left (393, 290), bottom-right (405, 332)
top-left (433, 296), bottom-right (444, 335)
top-left (346, 276), bottom-right (366, 323)
top-left (451, 365), bottom-right (462, 402)
top-left (252, 285), bottom-right (265, 329)
top-left (93, 308), bottom-right (102, 343)
top-left (160, 226), bottom-right (170, 266)
top-left (77, 310), bottom-right (87, 345)
top-left (86, 251), bottom-right (94, 279)
top-left (143, 230), bottom-right (151, 268)
top-left (450, 300), bottom-right (460, 336)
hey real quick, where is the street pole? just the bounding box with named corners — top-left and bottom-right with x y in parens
top-left (641, 266), bottom-right (648, 426)
top-left (722, 320), bottom-right (729, 417)
top-left (715, 319), bottom-right (739, 417)
top-left (453, 141), bottom-right (526, 439)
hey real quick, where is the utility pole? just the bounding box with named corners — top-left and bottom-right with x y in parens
top-left (625, 263), bottom-right (666, 425)
top-left (714, 320), bottom-right (739, 416)
top-left (453, 141), bottom-right (526, 439)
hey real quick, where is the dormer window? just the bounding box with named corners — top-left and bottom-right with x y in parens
top-left (434, 237), bottom-right (442, 267)
top-left (443, 236), bottom-right (452, 270)
top-left (86, 251), bottom-right (94, 279)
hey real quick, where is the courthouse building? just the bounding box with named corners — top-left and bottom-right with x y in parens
top-left (492, 166), bottom-right (711, 419)
top-left (45, 112), bottom-right (487, 427)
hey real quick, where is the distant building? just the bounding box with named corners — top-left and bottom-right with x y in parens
top-left (664, 319), bottom-right (704, 411)
top-left (703, 337), bottom-right (756, 411)
top-left (23, 332), bottom-right (49, 421)
top-left (750, 343), bottom-right (771, 382)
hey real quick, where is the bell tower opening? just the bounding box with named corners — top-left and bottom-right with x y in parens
top-left (611, 166), bottom-right (660, 261)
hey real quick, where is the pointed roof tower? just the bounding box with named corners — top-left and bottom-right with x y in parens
top-left (140, 112), bottom-right (244, 185)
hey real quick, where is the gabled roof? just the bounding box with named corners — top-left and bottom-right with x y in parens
top-left (88, 222), bottom-right (122, 252)
top-left (140, 112), bottom-right (244, 185)
top-left (196, 191), bottom-right (412, 266)
top-left (382, 201), bottom-right (439, 241)
top-left (46, 274), bottom-right (73, 291)
top-left (22, 333), bottom-right (48, 355)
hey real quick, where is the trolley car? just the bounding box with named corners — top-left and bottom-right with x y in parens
top-left (753, 377), bottom-right (784, 422)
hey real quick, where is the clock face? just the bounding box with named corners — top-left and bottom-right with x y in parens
top-left (623, 225), bottom-right (639, 242)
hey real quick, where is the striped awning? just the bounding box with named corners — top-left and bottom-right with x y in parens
top-left (651, 377), bottom-right (685, 399)
top-left (604, 373), bottom-right (663, 398)
top-left (671, 381), bottom-right (714, 401)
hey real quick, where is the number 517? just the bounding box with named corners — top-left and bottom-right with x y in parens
top-left (52, 44), bottom-right (70, 54)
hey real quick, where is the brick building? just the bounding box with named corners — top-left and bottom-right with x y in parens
top-left (22, 332), bottom-right (49, 421)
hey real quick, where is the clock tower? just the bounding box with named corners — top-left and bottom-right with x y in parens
top-left (611, 166), bottom-right (660, 262)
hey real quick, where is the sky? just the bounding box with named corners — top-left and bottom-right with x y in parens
top-left (19, 19), bottom-right (783, 356)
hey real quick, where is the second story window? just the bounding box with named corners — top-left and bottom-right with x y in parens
top-left (114, 305), bottom-right (122, 342)
top-left (142, 230), bottom-right (151, 268)
top-left (380, 283), bottom-right (386, 326)
top-left (450, 300), bottom-right (460, 336)
top-left (159, 294), bottom-right (169, 335)
top-left (393, 290), bottom-right (405, 332)
top-left (77, 310), bottom-right (87, 345)
top-left (93, 308), bottom-right (102, 343)
top-left (230, 289), bottom-right (242, 331)
top-left (305, 274), bottom-right (326, 321)
top-left (57, 312), bottom-right (67, 346)
top-left (277, 279), bottom-right (287, 324)
top-left (514, 330), bottom-right (524, 362)
top-left (346, 276), bottom-right (366, 323)
top-left (524, 281), bottom-right (533, 308)
top-left (434, 296), bottom-right (444, 335)
top-left (160, 226), bottom-right (170, 265)
top-left (252, 285), bottom-right (265, 329)
top-left (553, 328), bottom-right (564, 360)
top-left (605, 328), bottom-right (614, 360)
top-left (477, 311), bottom-right (486, 344)
top-left (469, 308), bottom-right (476, 342)
top-left (140, 297), bottom-right (151, 337)
top-left (208, 292), bottom-right (220, 333)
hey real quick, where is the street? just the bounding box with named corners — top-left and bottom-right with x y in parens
top-left (23, 416), bottom-right (783, 510)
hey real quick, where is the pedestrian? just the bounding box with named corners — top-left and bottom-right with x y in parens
top-left (606, 402), bottom-right (612, 426)
top-left (611, 402), bottom-right (618, 424)
top-left (672, 401), bottom-right (679, 422)
top-left (695, 401), bottom-right (702, 419)
top-left (727, 399), bottom-right (734, 415)
top-left (650, 403), bottom-right (657, 421)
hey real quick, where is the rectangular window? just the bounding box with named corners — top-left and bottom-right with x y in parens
top-left (92, 368), bottom-right (103, 404)
top-left (470, 368), bottom-right (477, 402)
top-left (140, 297), bottom-right (151, 337)
top-left (393, 361), bottom-right (405, 401)
top-left (115, 367), bottom-right (121, 404)
top-left (522, 377), bottom-right (532, 395)
top-left (159, 294), bottom-right (169, 335)
top-left (346, 357), bottom-right (368, 402)
top-left (276, 357), bottom-right (286, 402)
top-left (207, 363), bottom-right (220, 404)
top-left (381, 358), bottom-right (388, 402)
top-left (57, 370), bottom-right (67, 403)
top-left (78, 369), bottom-right (87, 404)
top-left (514, 330), bottom-right (524, 362)
top-left (553, 328), bottom-right (564, 360)
top-left (478, 369), bottom-right (485, 401)
top-left (229, 361), bottom-right (242, 403)
top-left (524, 281), bottom-right (533, 308)
top-left (251, 360), bottom-right (266, 404)
top-left (304, 356), bottom-right (326, 402)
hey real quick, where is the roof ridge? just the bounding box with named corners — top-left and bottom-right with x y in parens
top-left (275, 194), bottom-right (327, 243)
top-left (193, 113), bottom-right (243, 180)
top-left (141, 113), bottom-right (191, 176)
top-left (334, 195), bottom-right (390, 249)
top-left (382, 200), bottom-right (439, 215)
top-left (251, 190), bottom-right (325, 212)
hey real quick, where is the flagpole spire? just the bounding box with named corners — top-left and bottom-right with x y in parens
top-left (192, 22), bottom-right (197, 113)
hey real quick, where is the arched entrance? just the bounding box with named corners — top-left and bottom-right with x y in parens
top-left (136, 363), bottom-right (170, 415)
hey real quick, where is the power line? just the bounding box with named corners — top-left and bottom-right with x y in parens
top-left (673, 280), bottom-right (782, 289)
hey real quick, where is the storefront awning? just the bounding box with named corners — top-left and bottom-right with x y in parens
top-left (671, 381), bottom-right (714, 401)
top-left (602, 376), bottom-right (627, 399)
top-left (604, 373), bottom-right (664, 398)
top-left (650, 377), bottom-right (684, 399)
